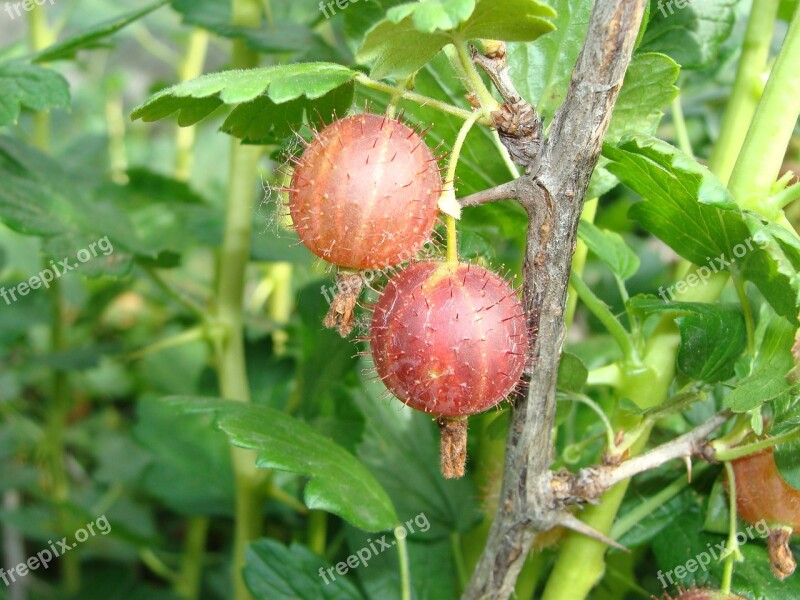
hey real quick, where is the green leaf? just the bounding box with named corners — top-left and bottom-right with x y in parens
top-left (723, 308), bottom-right (795, 413)
top-left (244, 540), bottom-right (364, 600)
top-left (629, 297), bottom-right (747, 383)
top-left (606, 135), bottom-right (750, 266)
top-left (0, 137), bottom-right (144, 275)
top-left (134, 396), bottom-right (235, 516)
top-left (459, 0), bottom-right (556, 41)
top-left (651, 504), bottom-right (719, 589)
top-left (356, 18), bottom-right (450, 79)
top-left (557, 352), bottom-right (588, 393)
top-left (31, 1), bottom-right (169, 63)
top-left (387, 0), bottom-right (476, 33)
top-left (104, 168), bottom-right (223, 260)
top-left (357, 0), bottom-right (554, 78)
top-left (221, 81), bottom-right (354, 144)
top-left (0, 62), bottom-right (70, 127)
top-left (578, 220), bottom-right (640, 280)
top-left (639, 0), bottom-right (738, 70)
top-left (606, 53), bottom-right (680, 143)
top-left (131, 63), bottom-right (359, 133)
top-left (741, 218), bottom-right (800, 324)
top-left (168, 397), bottom-right (398, 532)
top-left (731, 543), bottom-right (800, 599)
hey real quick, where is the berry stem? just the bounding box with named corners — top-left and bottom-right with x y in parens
top-left (354, 74), bottom-right (484, 123)
top-left (443, 110), bottom-right (481, 262)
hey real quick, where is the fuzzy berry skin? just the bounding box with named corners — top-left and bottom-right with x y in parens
top-left (370, 261), bottom-right (526, 418)
top-left (289, 114), bottom-right (441, 270)
top-left (731, 448), bottom-right (800, 533)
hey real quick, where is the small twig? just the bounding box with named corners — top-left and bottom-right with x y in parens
top-left (554, 411), bottom-right (729, 505)
top-left (458, 180), bottom-right (520, 207)
top-left (472, 44), bottom-right (543, 169)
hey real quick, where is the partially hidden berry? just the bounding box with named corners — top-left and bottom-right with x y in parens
top-left (730, 448), bottom-right (800, 580)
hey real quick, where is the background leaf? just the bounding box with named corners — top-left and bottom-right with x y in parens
top-left (0, 62), bottom-right (70, 127)
top-left (639, 0), bottom-right (739, 70)
top-left (630, 297), bottom-right (747, 383)
top-left (244, 539), bottom-right (364, 600)
top-left (578, 220), bottom-right (640, 280)
top-left (168, 397), bottom-right (398, 532)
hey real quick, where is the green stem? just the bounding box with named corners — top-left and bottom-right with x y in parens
top-left (715, 427), bottom-right (800, 461)
top-left (720, 462), bottom-right (741, 594)
top-left (355, 74), bottom-right (482, 123)
top-left (29, 6), bottom-right (80, 594)
top-left (586, 363), bottom-right (622, 388)
top-left (770, 181), bottom-right (800, 211)
top-left (395, 527), bottom-right (411, 600)
top-left (223, 3), bottom-right (264, 600)
top-left (561, 393), bottom-right (616, 451)
top-left (105, 91), bottom-right (128, 184)
top-left (729, 5), bottom-right (800, 219)
top-left (492, 129), bottom-right (520, 178)
top-left (451, 533), bottom-right (469, 592)
top-left (565, 199), bottom-right (598, 328)
top-left (569, 272), bottom-right (638, 365)
top-left (609, 463), bottom-right (710, 540)
top-left (175, 517), bottom-right (210, 600)
top-left (142, 265), bottom-right (207, 320)
top-left (708, 0), bottom-right (780, 184)
top-left (307, 510), bottom-right (327, 556)
top-left (264, 262), bottom-right (292, 356)
top-left (175, 29), bottom-right (210, 182)
top-left (452, 35), bottom-right (499, 112)
top-left (671, 94), bottom-right (694, 158)
top-left (732, 274), bottom-right (755, 355)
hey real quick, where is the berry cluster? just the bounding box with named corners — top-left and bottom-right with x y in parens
top-left (287, 113), bottom-right (526, 478)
